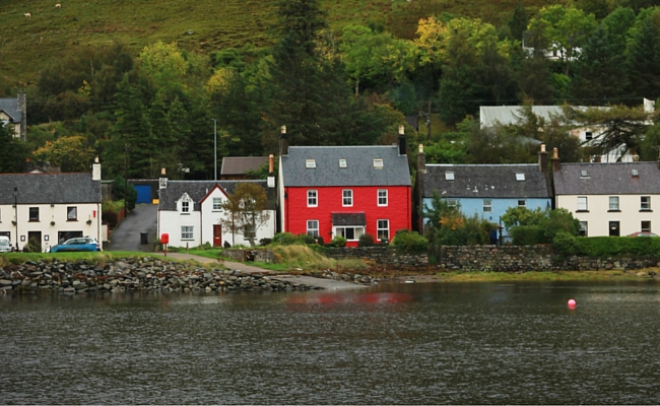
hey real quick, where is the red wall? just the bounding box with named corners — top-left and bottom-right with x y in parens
top-left (284, 186), bottom-right (411, 247)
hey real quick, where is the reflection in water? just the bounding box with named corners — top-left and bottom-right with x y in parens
top-left (1, 281), bottom-right (659, 404)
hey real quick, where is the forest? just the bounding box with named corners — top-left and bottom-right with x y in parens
top-left (3, 0), bottom-right (660, 179)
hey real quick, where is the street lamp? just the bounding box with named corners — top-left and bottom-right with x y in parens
top-left (212, 118), bottom-right (217, 181)
top-left (13, 187), bottom-right (18, 251)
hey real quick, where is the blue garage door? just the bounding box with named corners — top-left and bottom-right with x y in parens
top-left (135, 185), bottom-right (152, 204)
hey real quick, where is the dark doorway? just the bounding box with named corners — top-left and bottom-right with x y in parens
top-left (213, 225), bottom-right (222, 247)
top-left (609, 221), bottom-right (620, 237)
top-left (27, 231), bottom-right (42, 252)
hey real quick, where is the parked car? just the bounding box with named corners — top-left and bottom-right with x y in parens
top-left (50, 237), bottom-right (101, 253)
top-left (0, 236), bottom-right (12, 253)
top-left (627, 231), bottom-right (659, 237)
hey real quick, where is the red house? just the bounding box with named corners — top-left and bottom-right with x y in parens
top-left (278, 133), bottom-right (412, 247)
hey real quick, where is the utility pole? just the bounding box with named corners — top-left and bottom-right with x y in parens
top-left (212, 118), bottom-right (217, 181)
top-left (13, 187), bottom-right (18, 251)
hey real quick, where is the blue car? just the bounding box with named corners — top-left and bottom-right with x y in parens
top-left (50, 237), bottom-right (101, 253)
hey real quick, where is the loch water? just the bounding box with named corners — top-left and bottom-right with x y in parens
top-left (1, 281), bottom-right (659, 404)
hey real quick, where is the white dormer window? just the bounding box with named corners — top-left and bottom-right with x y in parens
top-left (306, 159), bottom-right (316, 168)
top-left (580, 170), bottom-right (588, 178)
top-left (339, 159), bottom-right (347, 168)
top-left (445, 171), bottom-right (455, 180)
top-left (373, 159), bottom-right (383, 169)
top-left (181, 201), bottom-right (190, 213)
top-left (179, 193), bottom-right (192, 214)
top-left (516, 173), bottom-right (525, 181)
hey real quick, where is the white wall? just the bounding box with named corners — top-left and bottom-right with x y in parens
top-left (159, 210), bottom-right (201, 248)
top-left (0, 203), bottom-right (102, 251)
top-left (0, 111), bottom-right (20, 138)
top-left (556, 194), bottom-right (660, 236)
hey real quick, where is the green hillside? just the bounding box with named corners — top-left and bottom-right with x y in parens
top-left (0, 0), bottom-right (557, 88)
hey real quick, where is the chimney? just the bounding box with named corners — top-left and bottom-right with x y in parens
top-left (644, 98), bottom-right (655, 114)
top-left (159, 167), bottom-right (168, 189)
top-left (17, 90), bottom-right (26, 141)
top-left (551, 148), bottom-right (561, 171)
top-left (92, 156), bottom-right (101, 181)
top-left (538, 144), bottom-right (548, 172)
top-left (267, 154), bottom-right (275, 188)
top-left (398, 125), bottom-right (406, 155)
top-left (417, 144), bottom-right (426, 174)
top-left (279, 125), bottom-right (288, 156)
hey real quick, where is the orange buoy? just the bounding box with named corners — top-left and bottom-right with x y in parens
top-left (568, 298), bottom-right (576, 309)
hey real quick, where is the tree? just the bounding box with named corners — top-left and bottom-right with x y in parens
top-left (33, 135), bottom-right (94, 172)
top-left (220, 183), bottom-right (271, 247)
top-left (0, 122), bottom-right (30, 173)
top-left (626, 12), bottom-right (660, 99)
top-left (111, 175), bottom-right (138, 211)
top-left (508, 0), bottom-right (529, 41)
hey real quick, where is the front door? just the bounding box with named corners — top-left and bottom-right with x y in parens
top-left (27, 231), bottom-right (42, 252)
top-left (213, 225), bottom-right (222, 247)
top-left (609, 221), bottom-right (620, 237)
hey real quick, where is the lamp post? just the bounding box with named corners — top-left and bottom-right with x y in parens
top-left (212, 118), bottom-right (217, 181)
top-left (13, 187), bottom-right (18, 251)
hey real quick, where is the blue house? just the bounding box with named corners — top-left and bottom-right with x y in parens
top-left (416, 145), bottom-right (553, 242)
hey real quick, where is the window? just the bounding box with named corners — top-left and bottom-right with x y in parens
top-left (580, 170), bottom-right (588, 178)
top-left (244, 224), bottom-right (256, 239)
top-left (609, 196), bottom-right (620, 211)
top-left (632, 169), bottom-right (639, 177)
top-left (181, 226), bottom-right (193, 240)
top-left (377, 220), bottom-right (389, 242)
top-left (447, 199), bottom-right (458, 208)
top-left (609, 221), bottom-right (620, 237)
top-left (641, 196), bottom-right (651, 211)
top-left (577, 197), bottom-right (588, 211)
top-left (67, 206), bottom-right (77, 221)
top-left (306, 159), bottom-right (316, 168)
top-left (213, 198), bottom-right (222, 211)
top-left (334, 226), bottom-right (364, 241)
top-left (516, 173), bottom-right (525, 181)
top-left (339, 159), bottom-right (347, 168)
top-left (483, 200), bottom-right (492, 213)
top-left (378, 189), bottom-right (388, 206)
top-left (307, 190), bottom-right (318, 207)
top-left (642, 221), bottom-right (651, 233)
top-left (181, 201), bottom-right (190, 213)
top-left (579, 221), bottom-right (588, 237)
top-left (29, 207), bottom-right (39, 222)
top-left (307, 220), bottom-right (319, 238)
top-left (445, 171), bottom-right (455, 180)
top-left (342, 190), bottom-right (353, 207)
top-left (585, 131), bottom-right (593, 140)
top-left (518, 200), bottom-right (526, 208)
top-left (373, 159), bottom-right (383, 169)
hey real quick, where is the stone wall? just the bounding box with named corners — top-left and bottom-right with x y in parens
top-left (223, 249), bottom-right (278, 263)
top-left (323, 246), bottom-right (428, 268)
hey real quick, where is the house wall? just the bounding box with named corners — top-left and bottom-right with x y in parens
top-left (283, 185), bottom-right (411, 246)
top-left (0, 203), bottom-right (102, 251)
top-left (556, 194), bottom-right (660, 236)
top-left (159, 210), bottom-right (201, 247)
top-left (0, 111), bottom-right (20, 138)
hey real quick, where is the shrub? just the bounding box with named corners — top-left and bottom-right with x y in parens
top-left (297, 233), bottom-right (317, 245)
top-left (259, 238), bottom-right (272, 246)
top-left (102, 211), bottom-right (118, 228)
top-left (510, 225), bottom-right (546, 245)
top-left (272, 232), bottom-right (303, 245)
top-left (391, 230), bottom-right (428, 254)
top-left (358, 233), bottom-right (375, 247)
top-left (316, 236), bottom-right (325, 245)
top-left (552, 231), bottom-right (577, 255)
top-left (330, 236), bottom-right (347, 247)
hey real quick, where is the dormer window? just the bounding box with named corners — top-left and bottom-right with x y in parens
top-left (445, 171), bottom-right (455, 180)
top-left (179, 193), bottom-right (192, 214)
top-left (516, 173), bottom-right (525, 181)
top-left (580, 170), bottom-right (588, 178)
top-left (181, 201), bottom-right (190, 213)
top-left (632, 169), bottom-right (639, 177)
top-left (306, 159), bottom-right (316, 168)
top-left (339, 159), bottom-right (347, 168)
top-left (373, 159), bottom-right (383, 169)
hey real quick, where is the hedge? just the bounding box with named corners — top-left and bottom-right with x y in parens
top-left (553, 232), bottom-right (660, 258)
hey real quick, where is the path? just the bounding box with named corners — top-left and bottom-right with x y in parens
top-left (156, 252), bottom-right (365, 291)
top-left (107, 205), bottom-right (158, 251)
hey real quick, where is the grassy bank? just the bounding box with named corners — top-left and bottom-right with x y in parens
top-left (0, 251), bottom-right (174, 266)
top-left (429, 270), bottom-right (659, 283)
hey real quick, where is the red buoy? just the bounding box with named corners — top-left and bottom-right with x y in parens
top-left (568, 298), bottom-right (576, 309)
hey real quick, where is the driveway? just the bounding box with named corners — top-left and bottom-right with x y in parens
top-left (107, 204), bottom-right (158, 252)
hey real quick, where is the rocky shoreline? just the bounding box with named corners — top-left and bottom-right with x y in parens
top-left (0, 258), bottom-right (322, 295)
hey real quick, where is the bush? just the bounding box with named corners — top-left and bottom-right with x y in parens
top-left (297, 233), bottom-right (317, 245)
top-left (358, 233), bottom-right (375, 247)
top-left (272, 232), bottom-right (303, 245)
top-left (510, 225), bottom-right (546, 245)
top-left (552, 235), bottom-right (660, 258)
top-left (102, 211), bottom-right (119, 228)
top-left (552, 232), bottom-right (577, 255)
top-left (330, 236), bottom-right (347, 247)
top-left (259, 238), bottom-right (272, 246)
top-left (391, 230), bottom-right (428, 254)
top-left (316, 236), bottom-right (325, 245)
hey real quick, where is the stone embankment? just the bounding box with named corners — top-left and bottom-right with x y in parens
top-left (0, 258), bottom-right (320, 295)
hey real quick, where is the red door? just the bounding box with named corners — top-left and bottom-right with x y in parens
top-left (213, 225), bottom-right (222, 247)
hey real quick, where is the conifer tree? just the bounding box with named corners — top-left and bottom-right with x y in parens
top-left (626, 14), bottom-right (660, 100)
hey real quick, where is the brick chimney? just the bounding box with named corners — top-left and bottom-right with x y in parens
top-left (279, 125), bottom-right (288, 156)
top-left (538, 144), bottom-right (548, 172)
top-left (551, 148), bottom-right (561, 171)
top-left (268, 154), bottom-right (275, 188)
top-left (398, 125), bottom-right (406, 155)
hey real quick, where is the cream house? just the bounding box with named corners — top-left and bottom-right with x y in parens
top-left (552, 153), bottom-right (660, 237)
top-left (0, 160), bottom-right (103, 251)
top-left (0, 92), bottom-right (27, 141)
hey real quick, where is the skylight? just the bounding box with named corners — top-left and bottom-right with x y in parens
top-left (445, 171), bottom-right (455, 180)
top-left (373, 159), bottom-right (383, 169)
top-left (516, 173), bottom-right (525, 181)
top-left (306, 159), bottom-right (316, 168)
top-left (339, 159), bottom-right (347, 168)
top-left (580, 170), bottom-right (588, 177)
top-left (632, 169), bottom-right (639, 177)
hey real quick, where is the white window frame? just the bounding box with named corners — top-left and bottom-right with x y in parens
top-left (29, 207), bottom-right (39, 222)
top-left (339, 159), bottom-right (347, 168)
top-left (67, 206), bottom-right (77, 221)
top-left (181, 226), bottom-right (194, 241)
top-left (577, 196), bottom-right (588, 211)
top-left (642, 221), bottom-right (651, 233)
top-left (243, 224), bottom-right (256, 239)
top-left (181, 200), bottom-right (190, 214)
top-left (445, 171), bottom-right (455, 180)
top-left (579, 221), bottom-right (588, 237)
top-left (483, 199), bottom-right (492, 213)
top-left (333, 226), bottom-right (364, 241)
top-left (516, 173), bottom-right (525, 181)
top-left (307, 220), bottom-right (319, 238)
top-left (373, 159), bottom-right (383, 169)
top-left (641, 196), bottom-right (651, 210)
top-left (306, 159), bottom-right (316, 168)
top-left (447, 199), bottom-right (458, 208)
top-left (212, 198), bottom-right (222, 211)
top-left (307, 190), bottom-right (318, 207)
top-left (377, 219), bottom-right (390, 242)
top-left (377, 189), bottom-right (388, 206)
top-left (342, 189), bottom-right (353, 207)
top-left (517, 200), bottom-right (526, 208)
top-left (609, 196), bottom-right (620, 211)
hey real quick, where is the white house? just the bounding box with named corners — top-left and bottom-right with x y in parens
top-left (0, 159), bottom-right (103, 251)
top-left (552, 150), bottom-right (660, 237)
top-left (157, 174), bottom-right (276, 248)
top-left (0, 92), bottom-right (27, 141)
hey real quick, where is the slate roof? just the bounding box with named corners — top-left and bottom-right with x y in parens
top-left (158, 180), bottom-right (276, 211)
top-left (422, 164), bottom-right (551, 199)
top-left (280, 146), bottom-right (411, 187)
top-left (553, 162), bottom-right (660, 195)
top-left (220, 156), bottom-right (268, 176)
top-left (0, 173), bottom-right (101, 205)
top-left (331, 213), bottom-right (366, 226)
top-left (0, 98), bottom-right (21, 122)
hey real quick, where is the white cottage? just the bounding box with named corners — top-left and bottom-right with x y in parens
top-left (157, 175), bottom-right (276, 248)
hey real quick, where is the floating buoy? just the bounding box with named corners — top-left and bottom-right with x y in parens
top-left (568, 298), bottom-right (576, 309)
